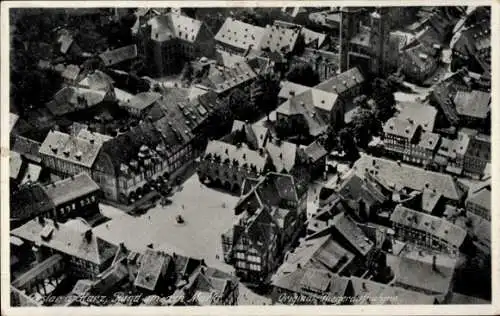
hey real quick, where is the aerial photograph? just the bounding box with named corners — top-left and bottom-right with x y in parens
top-left (8, 5), bottom-right (491, 306)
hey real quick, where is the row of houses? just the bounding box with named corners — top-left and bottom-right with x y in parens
top-left (10, 218), bottom-right (238, 306)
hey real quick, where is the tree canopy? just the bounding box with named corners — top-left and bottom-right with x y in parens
top-left (285, 63), bottom-right (320, 87)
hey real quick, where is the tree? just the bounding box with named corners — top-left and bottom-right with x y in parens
top-left (371, 78), bottom-right (396, 122)
top-left (339, 127), bottom-right (360, 161)
top-left (351, 108), bottom-right (377, 148)
top-left (226, 89), bottom-right (254, 120)
top-left (285, 63), bottom-right (320, 87)
top-left (180, 62), bottom-right (194, 84)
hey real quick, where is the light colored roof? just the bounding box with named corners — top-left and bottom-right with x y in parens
top-left (78, 70), bottom-right (114, 91)
top-left (61, 64), bottom-right (81, 81)
top-left (454, 90), bottom-right (490, 119)
top-left (39, 131), bottom-right (103, 169)
top-left (77, 129), bottom-right (113, 144)
top-left (383, 117), bottom-right (419, 139)
top-left (10, 151), bottom-right (23, 180)
top-left (44, 173), bottom-right (100, 207)
top-left (353, 155), bottom-right (465, 201)
top-left (265, 139), bottom-right (297, 172)
top-left (21, 163), bottom-right (42, 185)
top-left (396, 102), bottom-right (438, 132)
top-left (214, 17), bottom-right (266, 51)
top-left (330, 212), bottom-right (374, 256)
top-left (259, 25), bottom-right (300, 53)
top-left (148, 13), bottom-right (209, 44)
top-left (386, 253), bottom-right (456, 295)
top-left (201, 61), bottom-right (257, 94)
top-left (205, 140), bottom-right (268, 172)
top-left (10, 113), bottom-right (19, 132)
top-left (11, 218), bottom-right (118, 265)
top-left (390, 204), bottom-right (467, 248)
top-left (418, 132), bottom-right (440, 150)
top-left (99, 44), bottom-right (138, 67)
top-left (467, 185), bottom-right (491, 212)
top-left (134, 248), bottom-right (170, 291)
top-left (350, 276), bottom-right (436, 304)
top-left (315, 67), bottom-right (364, 95)
top-left (45, 87), bottom-right (107, 116)
top-left (278, 81), bottom-right (310, 100)
top-left (125, 92), bottom-right (162, 111)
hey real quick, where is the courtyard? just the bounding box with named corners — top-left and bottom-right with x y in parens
top-left (94, 173), bottom-right (239, 273)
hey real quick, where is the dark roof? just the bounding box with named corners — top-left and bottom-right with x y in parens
top-left (44, 173), bottom-right (100, 207)
top-left (10, 135), bottom-right (43, 163)
top-left (200, 61), bottom-right (258, 94)
top-left (126, 92), bottom-right (162, 111)
top-left (331, 212), bottom-right (374, 256)
top-left (10, 184), bottom-right (55, 222)
top-left (303, 140), bottom-right (327, 162)
top-left (99, 44), bottom-right (138, 67)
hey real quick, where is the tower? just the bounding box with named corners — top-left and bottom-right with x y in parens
top-left (339, 7), bottom-right (363, 72)
top-left (369, 7), bottom-right (391, 76)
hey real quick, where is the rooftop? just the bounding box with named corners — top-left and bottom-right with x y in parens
top-left (396, 102), bottom-right (438, 132)
top-left (10, 184), bottom-right (55, 223)
top-left (390, 204), bottom-right (467, 248)
top-left (260, 24), bottom-right (300, 54)
top-left (39, 131), bottom-right (103, 169)
top-left (330, 212), bottom-right (374, 257)
top-left (134, 248), bottom-right (171, 291)
top-left (453, 90), bottom-right (490, 119)
top-left (45, 87), bottom-right (107, 116)
top-left (204, 140), bottom-right (269, 173)
top-left (99, 44), bottom-right (138, 67)
top-left (125, 92), bottom-right (162, 111)
top-left (11, 218), bottom-right (118, 265)
top-left (278, 81), bottom-right (310, 100)
top-left (148, 13), bottom-right (211, 44)
top-left (214, 17), bottom-right (266, 51)
top-left (43, 173), bottom-right (100, 207)
top-left (383, 117), bottom-right (419, 139)
top-left (314, 67), bottom-right (364, 95)
top-left (353, 155), bottom-right (465, 201)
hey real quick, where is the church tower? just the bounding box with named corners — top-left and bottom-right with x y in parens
top-left (369, 7), bottom-right (391, 76)
top-left (339, 7), bottom-right (363, 72)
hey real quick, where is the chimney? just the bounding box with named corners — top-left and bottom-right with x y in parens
top-left (432, 255), bottom-right (437, 271)
top-left (397, 160), bottom-right (401, 166)
top-left (297, 263), bottom-right (301, 269)
top-left (38, 216), bottom-right (45, 226)
top-left (289, 90), bottom-right (295, 97)
top-left (362, 282), bottom-right (367, 290)
top-left (84, 229), bottom-right (92, 243)
top-left (147, 243), bottom-right (154, 249)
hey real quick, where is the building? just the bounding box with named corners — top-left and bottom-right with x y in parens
top-left (314, 67), bottom-right (365, 104)
top-left (400, 42), bottom-right (439, 84)
top-left (353, 155), bottom-right (467, 205)
top-left (453, 90), bottom-right (490, 128)
top-left (278, 81), bottom-right (310, 103)
top-left (390, 204), bottom-right (468, 255)
top-left (143, 13), bottom-right (215, 76)
top-left (271, 267), bottom-right (351, 305)
top-left (463, 133), bottom-right (490, 179)
top-left (120, 92), bottom-right (162, 117)
top-left (39, 130), bottom-right (104, 178)
top-left (274, 20), bottom-right (329, 49)
top-left (10, 184), bottom-right (55, 229)
top-left (465, 181), bottom-right (491, 221)
top-left (395, 102), bottom-right (438, 132)
top-left (214, 18), bottom-right (267, 56)
top-left (276, 87), bottom-right (343, 140)
top-left (43, 173), bottom-right (100, 222)
top-left (291, 48), bottom-right (339, 82)
top-left (386, 254), bottom-right (456, 301)
top-left (45, 86), bottom-right (114, 118)
top-left (11, 218), bottom-right (119, 280)
top-left (197, 61), bottom-right (258, 97)
top-left (450, 18), bottom-right (491, 74)
top-left (349, 276), bottom-right (437, 304)
top-left (99, 44), bottom-right (138, 68)
top-left (222, 172), bottom-right (308, 283)
top-left (338, 7), bottom-right (392, 76)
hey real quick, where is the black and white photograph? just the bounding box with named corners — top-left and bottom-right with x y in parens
top-left (2, 2), bottom-right (496, 312)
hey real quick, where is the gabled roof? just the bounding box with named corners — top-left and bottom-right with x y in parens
top-left (383, 117), bottom-right (419, 139)
top-left (214, 17), bottom-right (266, 51)
top-left (204, 140), bottom-right (268, 173)
top-left (259, 25), bottom-right (300, 54)
top-left (417, 132), bottom-right (440, 150)
top-left (396, 102), bottom-right (438, 132)
top-left (61, 64), bottom-right (81, 81)
top-left (200, 61), bottom-right (258, 94)
top-left (148, 13), bottom-right (211, 44)
top-left (354, 155), bottom-right (465, 201)
top-left (466, 185), bottom-right (491, 212)
top-left (99, 44), bottom-right (138, 67)
top-left (45, 87), bottom-right (107, 116)
top-left (302, 140), bottom-right (327, 162)
top-left (10, 184), bottom-right (55, 222)
top-left (11, 218), bottom-right (118, 265)
top-left (125, 92), bottom-right (162, 111)
top-left (315, 67), bottom-right (364, 95)
top-left (77, 129), bottom-right (113, 144)
top-left (10, 135), bottom-right (42, 163)
top-left (39, 131), bottom-right (103, 169)
top-left (134, 248), bottom-right (171, 291)
top-left (386, 253), bottom-right (456, 295)
top-left (44, 173), bottom-right (100, 207)
top-left (391, 204), bottom-right (467, 248)
top-left (265, 139), bottom-right (297, 172)
top-left (331, 212), bottom-right (374, 256)
top-left (453, 90), bottom-right (490, 119)
top-left (78, 70), bottom-right (115, 91)
top-left (278, 81), bottom-right (310, 100)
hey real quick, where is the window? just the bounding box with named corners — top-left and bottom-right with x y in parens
top-left (236, 252), bottom-right (245, 260)
top-left (249, 264), bottom-right (261, 271)
top-left (236, 261), bottom-right (246, 269)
